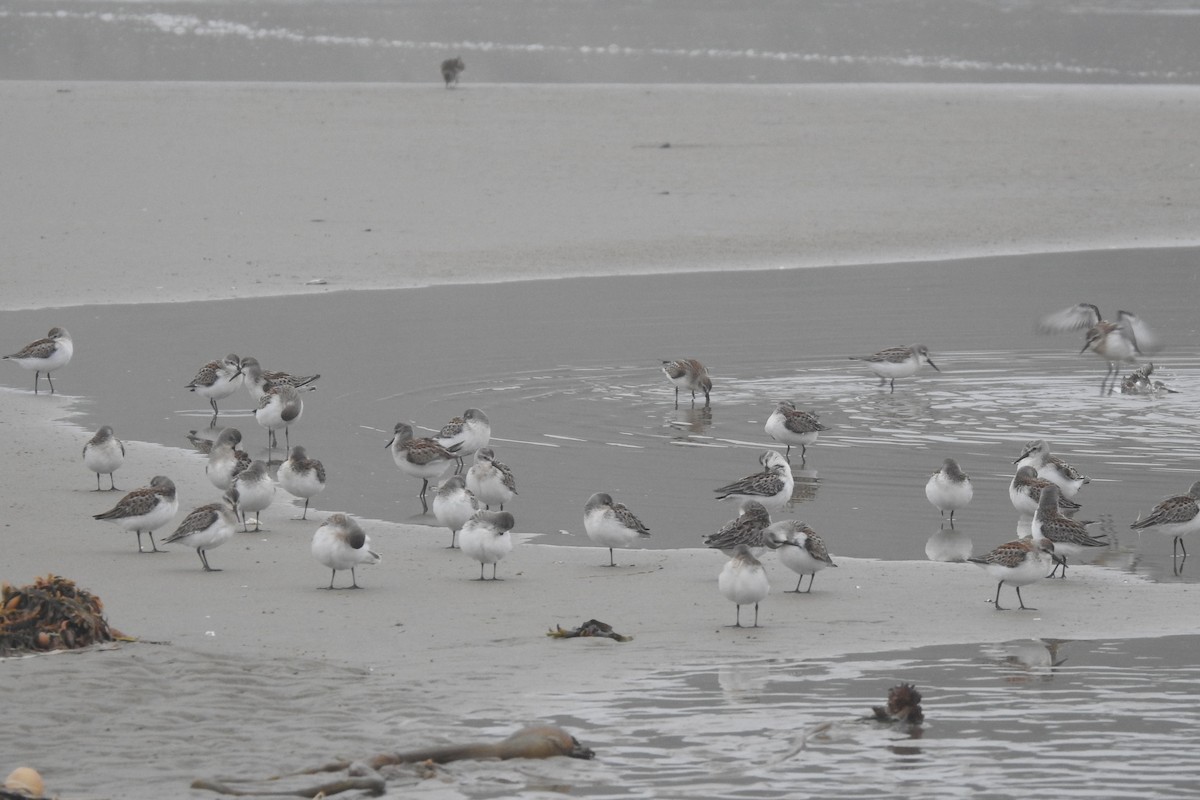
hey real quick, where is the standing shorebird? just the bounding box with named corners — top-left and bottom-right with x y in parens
top-left (849, 344), bottom-right (939, 392)
top-left (185, 354), bottom-right (243, 427)
top-left (206, 427), bottom-right (251, 492)
top-left (93, 475), bottom-right (179, 554)
top-left (162, 490), bottom-right (239, 572)
top-left (240, 356), bottom-right (320, 403)
top-left (83, 425), bottom-right (125, 491)
top-left (232, 460), bottom-right (275, 532)
top-left (441, 56), bottom-right (465, 87)
top-left (1014, 439), bottom-right (1091, 499)
top-left (1032, 485), bottom-right (1107, 578)
top-left (764, 519), bottom-right (837, 593)
top-left (583, 492), bottom-right (651, 567)
top-left (1037, 303), bottom-right (1162, 394)
top-left (436, 408), bottom-right (491, 474)
top-left (311, 513), bottom-right (380, 589)
top-left (432, 476), bottom-right (479, 549)
top-left (703, 499), bottom-right (772, 556)
top-left (459, 511), bottom-right (516, 581)
top-left (924, 458), bottom-right (973, 525)
top-left (278, 445), bottom-right (327, 520)
top-left (254, 384), bottom-right (303, 462)
top-left (1130, 480), bottom-right (1200, 563)
top-left (4, 327), bottom-right (73, 394)
top-left (718, 545), bottom-right (770, 627)
top-left (1009, 465), bottom-right (1081, 520)
top-left (387, 422), bottom-right (458, 513)
top-left (714, 450), bottom-right (794, 511)
top-left (466, 447), bottom-right (519, 511)
top-left (764, 401), bottom-right (827, 461)
top-left (662, 359), bottom-right (712, 407)
top-left (968, 538), bottom-right (1057, 611)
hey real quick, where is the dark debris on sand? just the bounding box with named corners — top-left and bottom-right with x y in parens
top-left (0, 574), bottom-right (124, 655)
top-left (871, 683), bottom-right (925, 725)
top-left (547, 618), bottom-right (633, 642)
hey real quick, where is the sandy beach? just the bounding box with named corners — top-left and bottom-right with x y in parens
top-left (5, 82), bottom-right (1200, 798)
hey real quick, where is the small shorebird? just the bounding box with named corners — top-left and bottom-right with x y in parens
top-left (387, 422), bottom-right (458, 513)
top-left (436, 408), bottom-right (491, 474)
top-left (764, 519), bottom-right (836, 593)
top-left (662, 359), bottom-right (712, 407)
top-left (432, 476), bottom-right (479, 549)
top-left (186, 429), bottom-right (214, 455)
top-left (240, 356), bottom-right (320, 403)
top-left (4, 327), bottom-right (73, 394)
top-left (1037, 303), bottom-right (1162, 394)
top-left (441, 56), bottom-right (464, 87)
top-left (849, 344), bottom-right (939, 392)
top-left (968, 538), bottom-right (1056, 611)
top-left (206, 427), bottom-right (251, 491)
top-left (232, 460), bottom-right (274, 532)
top-left (924, 458), bottom-right (973, 525)
top-left (1013, 439), bottom-right (1090, 499)
top-left (185, 353), bottom-right (243, 427)
top-left (1009, 465), bottom-right (1081, 520)
top-left (1130, 480), bottom-right (1200, 562)
top-left (714, 450), bottom-right (794, 510)
top-left (162, 490), bottom-right (239, 572)
top-left (718, 544), bottom-right (770, 627)
top-left (583, 492), bottom-right (651, 567)
top-left (466, 446), bottom-right (519, 511)
top-left (1032, 485), bottom-right (1107, 578)
top-left (83, 425), bottom-right (125, 491)
top-left (703, 499), bottom-right (772, 555)
top-left (254, 384), bottom-right (303, 461)
top-left (1120, 363), bottom-right (1177, 396)
top-left (311, 513), bottom-right (380, 589)
top-left (93, 475), bottom-right (179, 553)
top-left (278, 445), bottom-right (326, 520)
top-left (764, 401), bottom-right (827, 461)
top-left (459, 510), bottom-right (516, 581)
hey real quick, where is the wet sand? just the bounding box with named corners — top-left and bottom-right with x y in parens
top-left (4, 82), bottom-right (1200, 797)
top-left (5, 82), bottom-right (1200, 311)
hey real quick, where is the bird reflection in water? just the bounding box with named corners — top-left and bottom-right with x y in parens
top-left (981, 639), bottom-right (1070, 683)
top-left (667, 405), bottom-right (713, 437)
top-left (925, 525), bottom-right (972, 563)
top-left (789, 467), bottom-right (821, 505)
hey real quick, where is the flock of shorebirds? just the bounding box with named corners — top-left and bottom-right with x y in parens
top-left (3, 299), bottom-right (1196, 625)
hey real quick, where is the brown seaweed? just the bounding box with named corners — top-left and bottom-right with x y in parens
top-left (547, 618), bottom-right (632, 642)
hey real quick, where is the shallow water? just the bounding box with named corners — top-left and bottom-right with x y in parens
top-left (5, 634), bottom-right (1200, 798)
top-left (4, 249), bottom-right (1200, 584)
top-left (553, 634), bottom-right (1200, 799)
top-left (2, 0), bottom-right (1199, 83)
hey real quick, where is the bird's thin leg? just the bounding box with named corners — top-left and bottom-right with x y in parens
top-left (992, 581), bottom-right (1007, 611)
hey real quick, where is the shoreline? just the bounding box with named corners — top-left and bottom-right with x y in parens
top-left (9, 239), bottom-right (1200, 313)
top-left (6, 387), bottom-right (1198, 680)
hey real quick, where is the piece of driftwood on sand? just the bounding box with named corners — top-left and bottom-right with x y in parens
top-left (192, 725), bottom-right (595, 797)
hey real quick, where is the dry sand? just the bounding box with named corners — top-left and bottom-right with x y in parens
top-left (5, 82), bottom-right (1200, 797)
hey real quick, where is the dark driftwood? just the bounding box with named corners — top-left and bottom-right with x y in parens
top-left (190, 775), bottom-right (385, 797)
top-left (299, 725), bottom-right (595, 773)
top-left (193, 725), bottom-right (594, 797)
